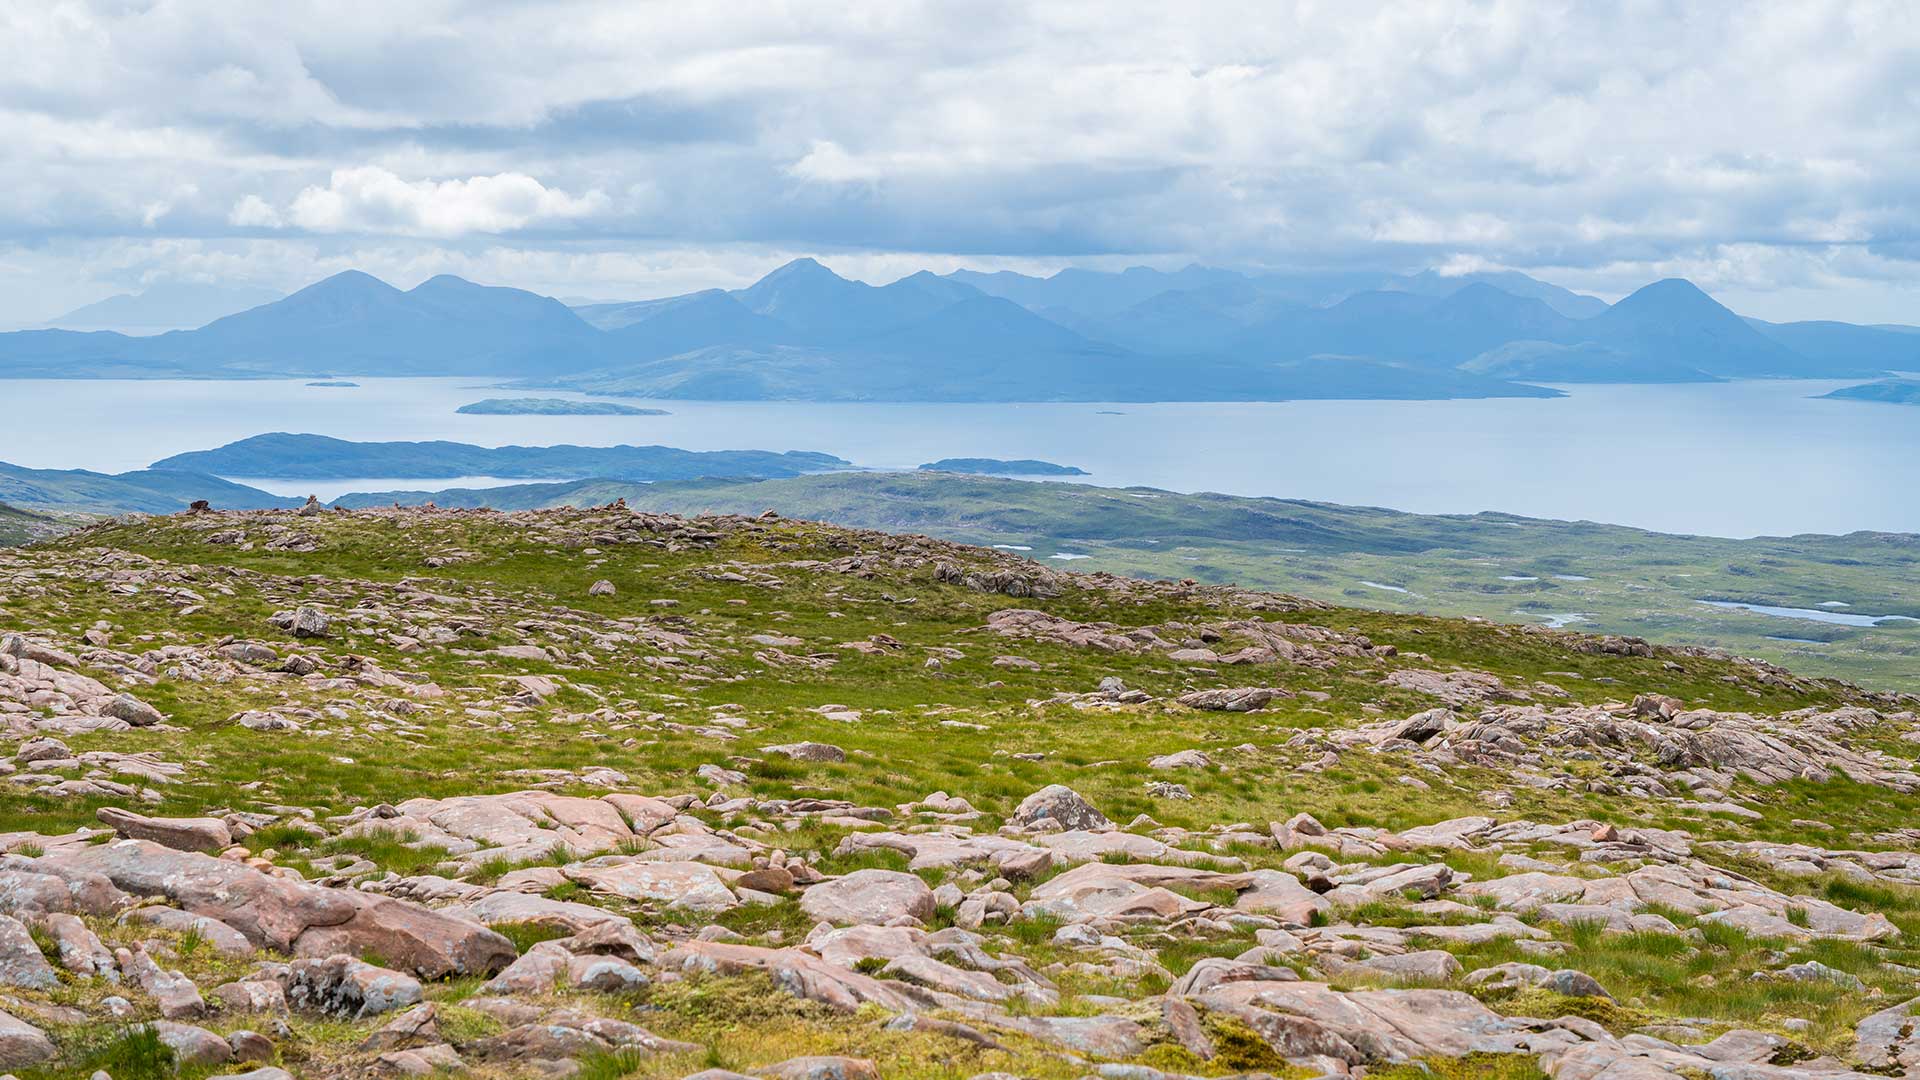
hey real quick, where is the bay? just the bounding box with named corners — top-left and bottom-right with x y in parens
top-left (2, 376), bottom-right (1915, 538)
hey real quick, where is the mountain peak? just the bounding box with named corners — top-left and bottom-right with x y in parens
top-left (760, 257), bottom-right (838, 282)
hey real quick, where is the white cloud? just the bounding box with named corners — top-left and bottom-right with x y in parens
top-left (228, 194), bottom-right (282, 228)
top-left (259, 167), bottom-right (608, 236)
top-left (0, 2), bottom-right (1918, 320)
top-left (786, 141), bottom-right (882, 184)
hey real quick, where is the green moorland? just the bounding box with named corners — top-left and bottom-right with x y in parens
top-left (339, 470), bottom-right (1920, 692)
top-left (2, 504), bottom-right (1920, 1077)
top-left (0, 498), bottom-right (64, 546)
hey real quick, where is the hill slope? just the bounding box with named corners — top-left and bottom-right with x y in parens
top-left (0, 506), bottom-right (1915, 1075)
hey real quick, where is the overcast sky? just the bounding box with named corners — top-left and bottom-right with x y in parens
top-left (4, 1), bottom-right (1919, 324)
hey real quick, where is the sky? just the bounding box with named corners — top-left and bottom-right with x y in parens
top-left (4, 0), bottom-right (1919, 325)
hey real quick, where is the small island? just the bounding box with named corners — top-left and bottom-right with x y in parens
top-left (918, 457), bottom-right (1089, 476)
top-left (1819, 379), bottom-right (1920, 406)
top-left (456, 397), bottom-right (669, 416)
top-left (306, 380), bottom-right (360, 388)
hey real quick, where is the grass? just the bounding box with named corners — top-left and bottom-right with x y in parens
top-left (0, 505), bottom-right (1915, 1076)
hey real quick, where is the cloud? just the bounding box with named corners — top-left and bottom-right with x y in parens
top-left (1, 2), bottom-right (1919, 321)
top-left (241, 167), bottom-right (609, 236)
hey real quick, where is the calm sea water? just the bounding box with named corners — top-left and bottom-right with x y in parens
top-left (2, 376), bottom-right (1915, 538)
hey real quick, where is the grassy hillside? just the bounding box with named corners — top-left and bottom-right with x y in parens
top-left (338, 471), bottom-right (1920, 691)
top-left (0, 498), bottom-right (61, 545)
top-left (0, 505), bottom-right (1917, 1077)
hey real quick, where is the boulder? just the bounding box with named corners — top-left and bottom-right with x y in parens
top-left (0, 915), bottom-right (56, 989)
top-left (287, 954), bottom-right (424, 1019)
top-left (1008, 785), bottom-right (1111, 831)
top-left (42, 840), bottom-right (515, 978)
top-left (800, 869), bottom-right (936, 927)
top-left (1177, 687), bottom-right (1277, 712)
top-left (97, 807), bottom-right (233, 853)
top-left (751, 1057), bottom-right (880, 1080)
top-left (762, 742), bottom-right (847, 763)
top-left (0, 1008), bottom-right (54, 1069)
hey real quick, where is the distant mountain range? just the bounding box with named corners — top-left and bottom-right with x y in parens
top-left (43, 281), bottom-right (284, 334)
top-left (2, 258), bottom-right (1913, 401)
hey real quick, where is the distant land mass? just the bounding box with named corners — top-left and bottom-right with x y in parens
top-left (148, 433), bottom-right (852, 482)
top-left (918, 458), bottom-right (1089, 476)
top-left (0, 461), bottom-right (293, 515)
top-left (0, 498), bottom-right (61, 545)
top-left (2, 258), bottom-right (1914, 400)
top-left (1818, 378), bottom-right (1920, 405)
top-left (318, 469), bottom-right (1920, 688)
top-left (455, 397), bottom-right (669, 416)
top-left (44, 281), bottom-right (284, 334)
top-left (306, 380), bottom-right (359, 388)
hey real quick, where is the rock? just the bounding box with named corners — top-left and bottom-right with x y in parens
top-left (103, 692), bottom-right (166, 727)
top-left (287, 954), bottom-right (425, 1019)
top-left (1856, 995), bottom-right (1920, 1071)
top-left (1009, 785), bottom-right (1111, 831)
top-left (0, 1009), bottom-right (54, 1069)
top-left (226, 1030), bottom-right (276, 1063)
top-left (119, 946), bottom-right (207, 1018)
top-left (142, 1020), bottom-right (233, 1065)
top-left (44, 840), bottom-right (516, 978)
top-left (211, 978), bottom-right (288, 1014)
top-left (38, 913), bottom-right (114, 976)
top-left (1346, 949), bottom-right (1461, 981)
top-left (762, 742), bottom-right (847, 763)
top-left (375, 1044), bottom-right (465, 1075)
top-left (564, 860), bottom-right (739, 913)
top-left (286, 606), bottom-right (330, 638)
top-left (1177, 687), bottom-right (1277, 712)
top-left (120, 906), bottom-right (254, 956)
top-left (1390, 707), bottom-right (1454, 743)
top-left (589, 579), bottom-right (617, 596)
top-left (1148, 750), bottom-right (1211, 769)
top-left (1464, 962), bottom-right (1612, 998)
top-left (800, 869), bottom-right (936, 927)
top-left (482, 940), bottom-right (571, 995)
top-left (0, 916), bottom-right (55, 989)
top-left (210, 1069), bottom-right (294, 1080)
top-left (751, 1057), bottom-right (880, 1080)
top-left (97, 807), bottom-right (234, 853)
top-left (358, 1002), bottom-right (441, 1052)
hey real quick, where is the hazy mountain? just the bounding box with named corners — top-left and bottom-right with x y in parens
top-left (582, 290), bottom-right (792, 360)
top-left (1463, 340), bottom-right (1721, 383)
top-left (732, 258), bottom-right (981, 340)
top-left (1746, 319), bottom-right (1920, 376)
top-left (0, 272), bottom-right (607, 377)
top-left (47, 281), bottom-right (284, 334)
top-left (2, 258), bottom-right (1909, 396)
top-left (947, 265), bottom-right (1246, 317)
top-left (1052, 283), bottom-right (1310, 355)
top-left (168, 272), bottom-right (607, 376)
top-left (1230, 284), bottom-right (1578, 368)
top-left (1580, 279), bottom-right (1818, 378)
top-left (1382, 270), bottom-right (1608, 319)
top-left (150, 433), bottom-right (852, 481)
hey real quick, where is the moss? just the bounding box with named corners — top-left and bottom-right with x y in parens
top-left (1200, 1014), bottom-right (1288, 1073)
top-left (1368, 1052), bottom-right (1550, 1080)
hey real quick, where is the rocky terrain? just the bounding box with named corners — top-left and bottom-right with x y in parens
top-left (0, 503), bottom-right (1916, 1079)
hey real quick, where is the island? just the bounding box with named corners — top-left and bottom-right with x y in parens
top-left (148, 433), bottom-right (852, 482)
top-left (918, 458), bottom-right (1089, 476)
top-left (1818, 378), bottom-right (1920, 406)
top-left (456, 397), bottom-right (668, 416)
top-left (305, 380), bottom-right (359, 388)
